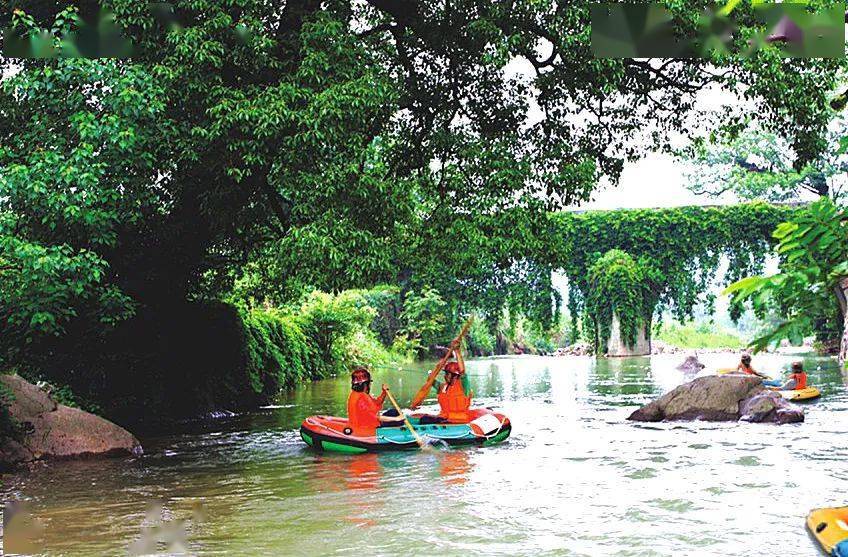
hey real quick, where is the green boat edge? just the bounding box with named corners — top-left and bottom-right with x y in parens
top-left (300, 424), bottom-right (511, 454)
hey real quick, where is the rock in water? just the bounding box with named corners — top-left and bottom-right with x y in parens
top-left (676, 355), bottom-right (706, 372)
top-left (0, 375), bottom-right (142, 470)
top-left (628, 375), bottom-right (804, 424)
top-left (739, 391), bottom-right (804, 424)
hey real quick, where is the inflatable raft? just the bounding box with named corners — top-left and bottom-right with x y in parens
top-left (807, 507), bottom-right (848, 556)
top-left (768, 386), bottom-right (821, 401)
top-left (300, 408), bottom-right (511, 453)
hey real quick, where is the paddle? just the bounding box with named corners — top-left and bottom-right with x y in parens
top-left (409, 316), bottom-right (474, 409)
top-left (384, 388), bottom-right (431, 451)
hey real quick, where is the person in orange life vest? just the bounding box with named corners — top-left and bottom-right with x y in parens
top-left (736, 353), bottom-right (768, 379)
top-left (781, 361), bottom-right (808, 390)
top-left (432, 361), bottom-right (473, 422)
top-left (347, 367), bottom-right (404, 435)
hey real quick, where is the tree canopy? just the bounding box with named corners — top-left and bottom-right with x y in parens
top-left (0, 0), bottom-right (844, 382)
top-left (678, 120), bottom-right (848, 203)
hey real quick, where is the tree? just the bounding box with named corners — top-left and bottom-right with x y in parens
top-left (724, 197), bottom-right (848, 363)
top-left (1, 1), bottom-right (845, 415)
top-left (0, 57), bottom-right (169, 365)
top-left (679, 120), bottom-right (848, 203)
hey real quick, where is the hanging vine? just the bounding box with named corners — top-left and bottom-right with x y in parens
top-left (585, 249), bottom-right (660, 351)
top-left (546, 201), bottom-right (800, 344)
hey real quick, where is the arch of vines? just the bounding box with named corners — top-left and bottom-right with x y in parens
top-left (539, 202), bottom-right (800, 350)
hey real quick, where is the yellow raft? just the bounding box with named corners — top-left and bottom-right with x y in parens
top-left (773, 386), bottom-right (821, 401)
top-left (807, 507), bottom-right (848, 556)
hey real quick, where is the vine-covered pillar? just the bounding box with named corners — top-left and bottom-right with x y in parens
top-left (606, 312), bottom-right (651, 356)
top-left (585, 249), bottom-right (656, 357)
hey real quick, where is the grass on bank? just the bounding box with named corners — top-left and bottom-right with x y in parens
top-left (654, 320), bottom-right (744, 349)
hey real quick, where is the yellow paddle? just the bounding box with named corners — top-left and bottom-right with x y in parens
top-left (384, 388), bottom-right (431, 451)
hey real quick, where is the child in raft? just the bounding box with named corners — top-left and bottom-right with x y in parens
top-left (736, 353), bottom-right (769, 379)
top-left (419, 361), bottom-right (473, 424)
top-left (347, 367), bottom-right (405, 434)
top-left (780, 361), bottom-right (808, 391)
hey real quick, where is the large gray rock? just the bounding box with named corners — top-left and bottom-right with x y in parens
top-left (739, 391), bottom-right (805, 424)
top-left (628, 374), bottom-right (804, 424)
top-left (0, 375), bottom-right (142, 470)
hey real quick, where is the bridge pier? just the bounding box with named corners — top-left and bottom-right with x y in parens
top-left (604, 312), bottom-right (651, 357)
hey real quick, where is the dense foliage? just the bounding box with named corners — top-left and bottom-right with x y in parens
top-left (679, 121), bottom-right (848, 203)
top-left (549, 203), bottom-right (798, 343)
top-left (725, 198), bottom-right (848, 355)
top-left (0, 1), bottom-right (843, 421)
top-left (584, 250), bottom-right (658, 352)
top-left (655, 321), bottom-right (743, 350)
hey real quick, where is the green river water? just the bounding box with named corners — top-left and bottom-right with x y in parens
top-left (2, 353), bottom-right (847, 556)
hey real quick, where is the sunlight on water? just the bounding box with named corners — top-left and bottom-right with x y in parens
top-left (2, 353), bottom-right (846, 556)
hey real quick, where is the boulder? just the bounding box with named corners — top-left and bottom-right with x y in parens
top-left (628, 374), bottom-right (804, 424)
top-left (0, 375), bottom-right (142, 470)
top-left (676, 354), bottom-right (705, 372)
top-left (4, 375), bottom-right (56, 418)
top-left (554, 342), bottom-right (594, 356)
top-left (739, 391), bottom-right (804, 424)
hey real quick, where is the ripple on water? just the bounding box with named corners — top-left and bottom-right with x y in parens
top-left (648, 498), bottom-right (698, 513)
top-left (625, 467), bottom-right (657, 479)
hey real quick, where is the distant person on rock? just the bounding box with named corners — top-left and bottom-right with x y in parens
top-left (780, 361), bottom-right (808, 391)
top-left (736, 354), bottom-right (768, 379)
top-left (347, 367), bottom-right (404, 435)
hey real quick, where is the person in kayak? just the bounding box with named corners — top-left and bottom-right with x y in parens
top-left (347, 367), bottom-right (404, 435)
top-left (433, 360), bottom-right (473, 422)
top-left (736, 354), bottom-right (768, 379)
top-left (780, 361), bottom-right (808, 390)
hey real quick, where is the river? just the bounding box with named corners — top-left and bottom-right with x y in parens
top-left (2, 353), bottom-right (846, 556)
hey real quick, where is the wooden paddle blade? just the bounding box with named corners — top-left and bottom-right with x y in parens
top-left (409, 316), bottom-right (474, 409)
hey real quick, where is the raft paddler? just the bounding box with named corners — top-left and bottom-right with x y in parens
top-left (780, 361), bottom-right (808, 390)
top-left (431, 360), bottom-right (473, 423)
top-left (736, 353), bottom-right (769, 379)
top-left (347, 367), bottom-right (404, 435)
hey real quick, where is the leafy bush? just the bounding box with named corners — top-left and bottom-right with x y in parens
top-left (725, 198), bottom-right (848, 353)
top-left (395, 286), bottom-right (448, 356)
top-left (466, 318), bottom-right (496, 356)
top-left (242, 289), bottom-right (402, 397)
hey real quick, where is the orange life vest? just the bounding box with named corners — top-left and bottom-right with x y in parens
top-left (790, 372), bottom-right (807, 389)
top-left (347, 391), bottom-right (383, 435)
top-left (739, 364), bottom-right (756, 375)
top-left (437, 380), bottom-right (472, 422)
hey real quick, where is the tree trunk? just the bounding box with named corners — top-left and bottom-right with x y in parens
top-left (605, 312), bottom-right (651, 357)
top-left (838, 277), bottom-right (848, 368)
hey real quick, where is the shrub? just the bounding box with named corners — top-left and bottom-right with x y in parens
top-left (395, 286), bottom-right (448, 356)
top-left (466, 318), bottom-right (496, 356)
